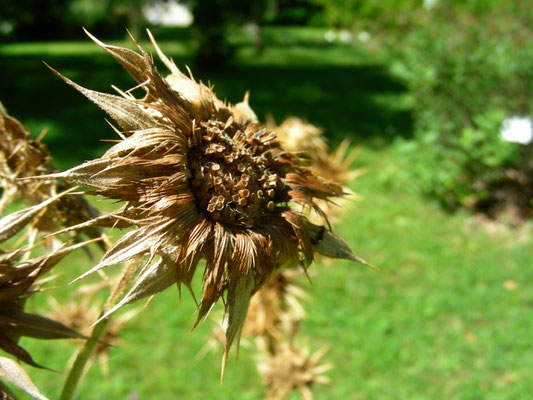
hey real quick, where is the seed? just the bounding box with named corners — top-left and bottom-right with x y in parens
top-left (267, 201), bottom-right (275, 211)
top-left (211, 163), bottom-right (220, 171)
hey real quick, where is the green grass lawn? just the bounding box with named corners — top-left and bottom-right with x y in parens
top-left (2, 27), bottom-right (533, 399)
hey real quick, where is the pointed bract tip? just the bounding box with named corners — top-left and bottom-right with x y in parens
top-left (82, 27), bottom-right (100, 44)
top-left (310, 224), bottom-right (379, 270)
top-left (220, 349), bottom-right (228, 386)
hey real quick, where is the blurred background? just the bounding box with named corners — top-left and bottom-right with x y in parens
top-left (1, 0), bottom-right (532, 399)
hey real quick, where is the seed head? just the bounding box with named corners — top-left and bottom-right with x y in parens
top-left (42, 30), bottom-right (373, 374)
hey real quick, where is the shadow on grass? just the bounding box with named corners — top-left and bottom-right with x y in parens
top-left (0, 50), bottom-right (412, 168)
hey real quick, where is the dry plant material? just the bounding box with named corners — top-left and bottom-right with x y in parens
top-left (0, 105), bottom-right (106, 398)
top-left (0, 357), bottom-right (48, 400)
top-left (0, 102), bottom-right (54, 214)
top-left (270, 116), bottom-right (328, 156)
top-left (37, 30), bottom-right (373, 374)
top-left (0, 189), bottom-right (94, 367)
top-left (308, 139), bottom-right (364, 222)
top-left (270, 116), bottom-right (364, 222)
top-left (242, 269), bottom-right (307, 339)
top-left (256, 338), bottom-right (332, 400)
top-left (0, 103), bottom-right (104, 251)
top-left (47, 281), bottom-right (139, 377)
top-left (241, 119), bottom-right (363, 398)
top-left (0, 190), bottom-right (100, 399)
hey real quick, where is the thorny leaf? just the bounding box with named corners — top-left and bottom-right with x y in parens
top-left (0, 333), bottom-right (44, 370)
top-left (99, 257), bottom-right (175, 322)
top-left (0, 188), bottom-right (75, 243)
top-left (72, 222), bottom-right (171, 283)
top-left (45, 64), bottom-right (157, 132)
top-left (0, 310), bottom-right (87, 340)
top-left (0, 238), bottom-right (104, 304)
top-left (309, 224), bottom-right (378, 270)
top-left (0, 356), bottom-right (49, 400)
top-left (221, 272), bottom-right (255, 381)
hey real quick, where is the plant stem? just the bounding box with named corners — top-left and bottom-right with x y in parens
top-left (59, 317), bottom-right (110, 400)
top-left (59, 258), bottom-right (140, 400)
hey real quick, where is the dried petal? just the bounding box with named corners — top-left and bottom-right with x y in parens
top-left (99, 258), bottom-right (175, 321)
top-left (222, 272), bottom-right (255, 381)
top-left (0, 356), bottom-right (49, 400)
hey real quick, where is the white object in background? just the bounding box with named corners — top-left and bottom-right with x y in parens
top-left (324, 30), bottom-right (336, 43)
top-left (424, 0), bottom-right (439, 10)
top-left (357, 31), bottom-right (371, 43)
top-left (500, 116), bottom-right (533, 144)
top-left (143, 0), bottom-right (193, 27)
top-left (338, 30), bottom-right (353, 43)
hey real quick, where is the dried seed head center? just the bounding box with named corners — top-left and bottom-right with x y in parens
top-left (189, 119), bottom-right (283, 228)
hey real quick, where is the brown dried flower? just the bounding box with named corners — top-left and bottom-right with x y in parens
top-left (269, 116), bottom-right (364, 223)
top-left (256, 338), bottom-right (332, 400)
top-left (269, 116), bottom-right (328, 156)
top-left (40, 30), bottom-right (372, 373)
top-left (0, 102), bottom-right (54, 214)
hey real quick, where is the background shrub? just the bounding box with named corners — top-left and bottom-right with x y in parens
top-left (374, 2), bottom-right (533, 217)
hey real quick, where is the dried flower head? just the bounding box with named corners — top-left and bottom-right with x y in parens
top-left (269, 116), bottom-right (364, 223)
top-left (0, 102), bottom-right (53, 213)
top-left (256, 338), bottom-right (332, 400)
top-left (40, 30), bottom-right (373, 373)
top-left (268, 116), bottom-right (328, 156)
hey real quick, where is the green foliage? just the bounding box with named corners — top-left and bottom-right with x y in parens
top-left (378, 3), bottom-right (533, 212)
top-left (395, 109), bottom-right (521, 208)
top-left (310, 0), bottom-right (415, 29)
